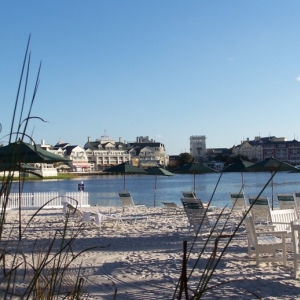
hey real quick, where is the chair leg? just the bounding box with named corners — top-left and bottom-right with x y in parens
top-left (294, 257), bottom-right (299, 278)
top-left (282, 245), bottom-right (286, 266)
top-left (247, 242), bottom-right (252, 257)
top-left (255, 252), bottom-right (260, 266)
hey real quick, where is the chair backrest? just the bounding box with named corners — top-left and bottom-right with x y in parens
top-left (161, 202), bottom-right (180, 208)
top-left (277, 194), bottom-right (296, 210)
top-left (180, 198), bottom-right (210, 227)
top-left (118, 191), bottom-right (135, 208)
top-left (82, 211), bottom-right (91, 223)
top-left (64, 201), bottom-right (83, 218)
top-left (181, 191), bottom-right (196, 199)
top-left (271, 209), bottom-right (298, 231)
top-left (230, 192), bottom-right (247, 211)
top-left (291, 221), bottom-right (300, 255)
top-left (243, 215), bottom-right (257, 246)
top-left (294, 191), bottom-right (300, 209)
top-left (248, 196), bottom-right (271, 224)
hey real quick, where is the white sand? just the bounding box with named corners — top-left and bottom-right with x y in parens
top-left (3, 206), bottom-right (300, 299)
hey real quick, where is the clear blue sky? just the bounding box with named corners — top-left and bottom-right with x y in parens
top-left (1, 1), bottom-right (300, 155)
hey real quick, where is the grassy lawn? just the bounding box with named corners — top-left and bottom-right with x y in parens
top-left (0, 173), bottom-right (79, 181)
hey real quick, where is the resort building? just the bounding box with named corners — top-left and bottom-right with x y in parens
top-left (262, 139), bottom-right (300, 164)
top-left (232, 136), bottom-right (300, 165)
top-left (37, 140), bottom-right (90, 172)
top-left (126, 136), bottom-right (169, 168)
top-left (84, 135), bottom-right (129, 171)
top-left (53, 143), bottom-right (90, 171)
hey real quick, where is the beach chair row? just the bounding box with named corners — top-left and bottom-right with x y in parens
top-left (230, 191), bottom-right (300, 212)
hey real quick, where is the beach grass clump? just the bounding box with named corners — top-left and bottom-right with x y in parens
top-left (0, 193), bottom-right (103, 298)
top-left (0, 36), bottom-right (108, 299)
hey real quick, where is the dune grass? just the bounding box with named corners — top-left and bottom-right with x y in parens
top-left (0, 36), bottom-right (110, 299)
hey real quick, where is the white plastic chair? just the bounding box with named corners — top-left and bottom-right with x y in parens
top-left (243, 215), bottom-right (287, 267)
top-left (270, 208), bottom-right (298, 233)
top-left (270, 208), bottom-right (298, 251)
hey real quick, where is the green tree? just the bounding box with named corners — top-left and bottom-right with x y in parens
top-left (178, 152), bottom-right (193, 166)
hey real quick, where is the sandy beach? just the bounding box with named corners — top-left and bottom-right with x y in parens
top-left (2, 206), bottom-right (300, 299)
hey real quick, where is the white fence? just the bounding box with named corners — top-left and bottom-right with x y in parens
top-left (0, 192), bottom-right (89, 210)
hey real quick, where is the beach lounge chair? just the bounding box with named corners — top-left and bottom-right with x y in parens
top-left (118, 191), bottom-right (146, 212)
top-left (180, 198), bottom-right (211, 236)
top-left (96, 211), bottom-right (148, 229)
top-left (180, 197), bottom-right (226, 236)
top-left (181, 191), bottom-right (215, 211)
top-left (230, 191), bottom-right (247, 212)
top-left (294, 191), bottom-right (300, 211)
top-left (243, 215), bottom-right (287, 267)
top-left (161, 202), bottom-right (183, 214)
top-left (62, 201), bottom-right (96, 225)
top-left (277, 194), bottom-right (297, 210)
top-left (248, 196), bottom-right (272, 225)
top-left (94, 212), bottom-right (123, 230)
top-left (291, 220), bottom-right (300, 278)
top-left (181, 191), bottom-right (196, 199)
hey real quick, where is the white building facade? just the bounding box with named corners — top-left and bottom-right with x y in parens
top-left (84, 135), bottom-right (130, 170)
top-left (189, 135), bottom-right (206, 159)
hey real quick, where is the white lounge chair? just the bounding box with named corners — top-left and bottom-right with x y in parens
top-left (291, 220), bottom-right (300, 278)
top-left (95, 212), bottom-right (148, 230)
top-left (161, 202), bottom-right (183, 214)
top-left (180, 198), bottom-right (211, 236)
top-left (181, 191), bottom-right (215, 211)
top-left (95, 212), bottom-right (124, 230)
top-left (62, 201), bottom-right (96, 225)
top-left (243, 215), bottom-right (287, 267)
top-left (248, 196), bottom-right (272, 225)
top-left (294, 191), bottom-right (300, 210)
top-left (277, 194), bottom-right (297, 210)
top-left (230, 191), bottom-right (247, 212)
top-left (118, 191), bottom-right (146, 212)
top-left (180, 197), bottom-right (225, 235)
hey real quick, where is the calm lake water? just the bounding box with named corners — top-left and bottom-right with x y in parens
top-left (11, 172), bottom-right (300, 208)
